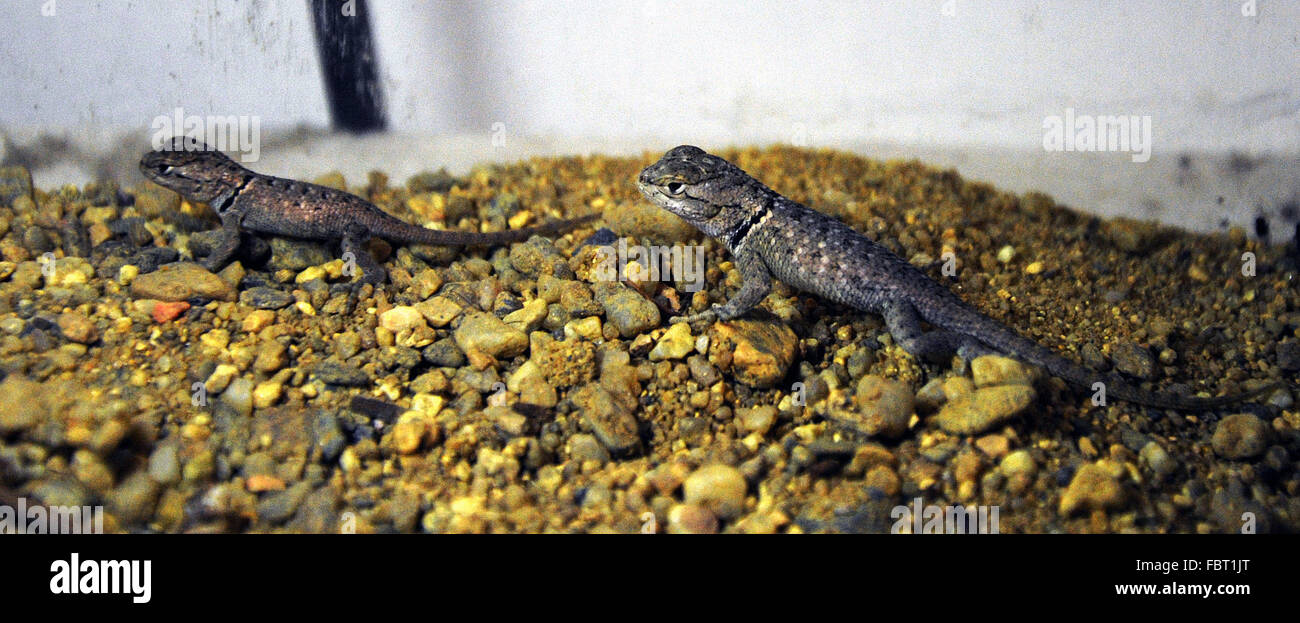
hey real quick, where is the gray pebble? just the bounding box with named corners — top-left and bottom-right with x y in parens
top-left (240, 287), bottom-right (294, 310)
top-left (312, 361), bottom-right (369, 387)
top-left (1111, 342), bottom-right (1155, 380)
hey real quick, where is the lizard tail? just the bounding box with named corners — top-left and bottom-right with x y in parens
top-left (405, 213), bottom-right (599, 246)
top-left (920, 292), bottom-right (1279, 411)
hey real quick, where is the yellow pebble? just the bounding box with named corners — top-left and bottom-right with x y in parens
top-left (296, 265), bottom-right (327, 283)
top-left (507, 210), bottom-right (533, 229)
top-left (117, 264), bottom-right (139, 285)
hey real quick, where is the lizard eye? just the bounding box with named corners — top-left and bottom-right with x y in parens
top-left (666, 182), bottom-right (685, 195)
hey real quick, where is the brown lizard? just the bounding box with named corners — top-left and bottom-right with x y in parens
top-left (140, 138), bottom-right (596, 284)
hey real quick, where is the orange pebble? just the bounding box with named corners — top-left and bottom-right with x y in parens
top-left (151, 301), bottom-right (191, 323)
top-left (246, 474), bottom-right (286, 492)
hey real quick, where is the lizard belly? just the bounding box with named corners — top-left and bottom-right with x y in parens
top-left (239, 208), bottom-right (336, 240)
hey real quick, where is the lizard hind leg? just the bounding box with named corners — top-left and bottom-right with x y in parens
top-left (341, 224), bottom-right (387, 285)
top-left (882, 300), bottom-right (998, 364)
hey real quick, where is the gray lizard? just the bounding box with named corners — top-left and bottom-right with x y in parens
top-left (637, 145), bottom-right (1277, 410)
top-left (140, 138), bottom-right (596, 284)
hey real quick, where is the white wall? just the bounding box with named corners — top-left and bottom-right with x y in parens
top-left (1, 0), bottom-right (1297, 236)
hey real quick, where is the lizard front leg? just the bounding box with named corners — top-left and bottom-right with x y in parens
top-left (341, 223), bottom-right (387, 285)
top-left (199, 202), bottom-right (247, 272)
top-left (673, 247), bottom-right (772, 328)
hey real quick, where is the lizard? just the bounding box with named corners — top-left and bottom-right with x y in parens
top-left (637, 145), bottom-right (1280, 410)
top-left (139, 137), bottom-right (597, 284)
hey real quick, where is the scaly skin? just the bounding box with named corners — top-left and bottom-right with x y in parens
top-left (139, 138), bottom-right (596, 284)
top-left (637, 145), bottom-right (1278, 411)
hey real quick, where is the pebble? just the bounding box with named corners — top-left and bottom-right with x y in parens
top-left (974, 434), bottom-right (1010, 458)
top-left (252, 380), bottom-right (282, 408)
top-left (1000, 450), bottom-right (1036, 477)
top-left (295, 265), bottom-right (327, 284)
top-left (312, 361), bottom-right (370, 387)
top-left (246, 474), bottom-right (286, 493)
top-left (106, 471), bottom-right (161, 524)
top-left (204, 364), bottom-right (239, 394)
top-left (833, 374), bottom-right (914, 438)
top-left (564, 316), bottom-right (603, 341)
top-left (683, 464), bottom-right (747, 520)
top-left (487, 406), bottom-right (528, 438)
top-left (737, 405), bottom-right (778, 436)
top-left (667, 504), bottom-right (718, 534)
top-left (391, 419), bottom-right (427, 454)
top-left (687, 354), bottom-right (720, 386)
top-left (1139, 441), bottom-right (1178, 481)
top-left (239, 287), bottom-right (294, 310)
top-left (594, 283), bottom-right (660, 337)
top-left (199, 329), bottom-right (230, 350)
top-left (941, 376), bottom-right (975, 400)
top-left (914, 378), bottom-right (948, 411)
top-left (379, 306), bottom-right (427, 333)
top-left (147, 444), bottom-right (181, 485)
top-left (0, 374), bottom-right (43, 434)
top-left (1111, 342), bottom-right (1155, 380)
top-left (241, 309), bottom-right (276, 333)
top-left (267, 238), bottom-right (333, 271)
top-left (568, 434), bottom-right (610, 463)
top-left (256, 482), bottom-right (312, 524)
top-left (1211, 413), bottom-right (1270, 459)
top-left (151, 300), bottom-right (190, 323)
top-left (571, 383), bottom-right (640, 455)
top-left (454, 311), bottom-right (528, 359)
top-left (711, 320), bottom-right (799, 388)
top-left (253, 340), bottom-right (288, 372)
top-left (415, 296), bottom-right (464, 327)
top-left (115, 263), bottom-right (139, 285)
top-left (932, 385), bottom-right (1035, 435)
top-left (46, 257), bottom-right (96, 287)
top-left (1059, 460), bottom-right (1128, 516)
top-left (649, 322), bottom-right (694, 361)
top-left (422, 338), bottom-right (467, 367)
top-left (970, 355), bottom-right (1034, 387)
top-left (502, 299), bottom-right (547, 333)
top-left (334, 332), bottom-right (362, 359)
top-left (129, 262), bottom-right (236, 302)
top-left (219, 377), bottom-right (253, 416)
top-left (558, 281), bottom-right (602, 317)
top-left (863, 465), bottom-right (901, 496)
top-left (518, 377), bottom-right (557, 407)
top-left (10, 261), bottom-right (42, 289)
top-left (57, 311), bottom-right (97, 344)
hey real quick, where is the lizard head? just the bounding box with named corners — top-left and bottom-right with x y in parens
top-left (638, 145), bottom-right (757, 235)
top-left (139, 137), bottom-right (243, 204)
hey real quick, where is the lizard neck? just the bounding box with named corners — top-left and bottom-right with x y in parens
top-left (719, 189), bottom-right (778, 254)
